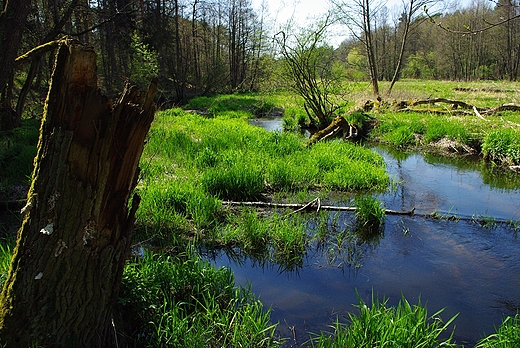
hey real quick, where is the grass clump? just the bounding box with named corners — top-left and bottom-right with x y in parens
top-left (476, 314), bottom-right (520, 348)
top-left (482, 129), bottom-right (520, 166)
top-left (354, 195), bottom-right (385, 240)
top-left (311, 293), bottom-right (458, 348)
top-left (220, 210), bottom-right (307, 269)
top-left (185, 94), bottom-right (277, 118)
top-left (119, 249), bottom-right (279, 347)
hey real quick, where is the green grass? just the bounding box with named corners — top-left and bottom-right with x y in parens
top-left (136, 106), bottom-right (389, 250)
top-left (220, 209), bottom-right (308, 269)
top-left (482, 129), bottom-right (520, 166)
top-left (476, 314), bottom-right (520, 348)
top-left (0, 240), bottom-right (13, 286)
top-left (310, 292), bottom-right (458, 348)
top-left (119, 248), bottom-right (279, 347)
top-left (184, 93), bottom-right (278, 118)
top-left (354, 195), bottom-right (385, 241)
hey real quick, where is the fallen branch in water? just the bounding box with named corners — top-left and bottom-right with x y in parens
top-left (221, 200), bottom-right (519, 228)
top-left (221, 200), bottom-right (415, 215)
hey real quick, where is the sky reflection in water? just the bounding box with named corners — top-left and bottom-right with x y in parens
top-left (207, 119), bottom-right (520, 346)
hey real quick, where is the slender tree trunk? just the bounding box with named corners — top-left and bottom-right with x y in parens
top-left (362, 0), bottom-right (379, 97)
top-left (0, 38), bottom-right (156, 347)
top-left (386, 1), bottom-right (413, 96)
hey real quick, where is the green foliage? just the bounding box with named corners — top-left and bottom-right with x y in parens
top-left (311, 293), bottom-right (458, 347)
top-left (119, 249), bottom-right (279, 347)
top-left (283, 105), bottom-right (311, 129)
top-left (402, 52), bottom-right (437, 79)
top-left (482, 129), bottom-right (520, 166)
top-left (345, 48), bottom-right (368, 81)
top-left (476, 314), bottom-right (520, 348)
top-left (0, 241), bottom-right (13, 287)
top-left (129, 32), bottom-right (159, 89)
top-left (0, 118), bottom-right (39, 191)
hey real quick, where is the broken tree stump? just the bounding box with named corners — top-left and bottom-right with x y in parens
top-left (0, 38), bottom-right (157, 347)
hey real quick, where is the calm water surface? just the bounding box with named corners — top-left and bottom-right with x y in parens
top-left (206, 118), bottom-right (520, 346)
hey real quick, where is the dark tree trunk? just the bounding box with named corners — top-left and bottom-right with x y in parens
top-left (0, 38), bottom-right (156, 347)
top-left (0, 0), bottom-right (32, 130)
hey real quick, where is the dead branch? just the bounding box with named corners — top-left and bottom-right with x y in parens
top-left (222, 200), bottom-right (416, 215)
top-left (453, 87), bottom-right (518, 93)
top-left (365, 98), bottom-right (520, 118)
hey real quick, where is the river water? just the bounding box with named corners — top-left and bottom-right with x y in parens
top-left (207, 117), bottom-right (520, 346)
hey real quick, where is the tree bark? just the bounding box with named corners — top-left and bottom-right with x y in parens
top-left (0, 38), bottom-right (156, 347)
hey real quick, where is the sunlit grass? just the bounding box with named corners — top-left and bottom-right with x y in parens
top-left (136, 107), bottom-right (389, 250)
top-left (476, 314), bottom-right (520, 348)
top-left (482, 129), bottom-right (520, 166)
top-left (119, 248), bottom-right (280, 347)
top-left (310, 292), bottom-right (458, 348)
top-left (354, 195), bottom-right (385, 241)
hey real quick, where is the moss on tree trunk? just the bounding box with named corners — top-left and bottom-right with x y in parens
top-left (0, 38), bottom-right (156, 347)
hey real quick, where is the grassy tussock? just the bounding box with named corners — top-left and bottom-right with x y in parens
top-left (482, 129), bottom-right (520, 166)
top-left (311, 293), bottom-right (458, 348)
top-left (476, 314), bottom-right (520, 348)
top-left (119, 249), bottom-right (279, 347)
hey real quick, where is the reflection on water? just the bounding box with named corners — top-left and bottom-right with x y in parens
top-left (377, 146), bottom-right (520, 220)
top-left (207, 118), bottom-right (520, 346)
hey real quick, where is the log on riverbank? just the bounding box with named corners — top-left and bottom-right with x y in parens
top-left (364, 98), bottom-right (520, 117)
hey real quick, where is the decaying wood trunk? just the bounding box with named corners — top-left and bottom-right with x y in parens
top-left (0, 38), bottom-right (156, 347)
top-left (308, 116), bottom-right (352, 145)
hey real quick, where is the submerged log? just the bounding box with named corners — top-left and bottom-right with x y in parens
top-left (222, 200), bottom-right (516, 226)
top-left (222, 200), bottom-right (416, 215)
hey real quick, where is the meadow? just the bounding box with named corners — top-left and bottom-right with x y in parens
top-left (1, 80), bottom-right (519, 346)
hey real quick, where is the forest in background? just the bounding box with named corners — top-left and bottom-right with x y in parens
top-left (2, 0), bottom-right (519, 127)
